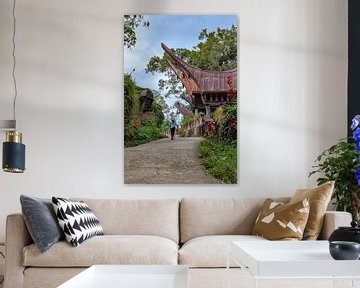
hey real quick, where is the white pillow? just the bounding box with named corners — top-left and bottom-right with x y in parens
top-left (52, 197), bottom-right (103, 247)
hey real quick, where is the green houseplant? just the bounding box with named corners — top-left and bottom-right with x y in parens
top-left (309, 115), bottom-right (360, 222)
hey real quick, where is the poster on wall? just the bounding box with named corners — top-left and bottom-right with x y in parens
top-left (124, 15), bottom-right (238, 184)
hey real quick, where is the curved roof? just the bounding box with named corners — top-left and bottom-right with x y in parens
top-left (161, 43), bottom-right (237, 94)
top-left (174, 102), bottom-right (194, 117)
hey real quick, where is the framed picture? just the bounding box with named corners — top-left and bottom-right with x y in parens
top-left (124, 15), bottom-right (237, 184)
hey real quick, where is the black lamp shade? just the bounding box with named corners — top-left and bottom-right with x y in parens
top-left (3, 140), bottom-right (25, 173)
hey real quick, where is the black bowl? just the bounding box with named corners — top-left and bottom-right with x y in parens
top-left (329, 241), bottom-right (360, 260)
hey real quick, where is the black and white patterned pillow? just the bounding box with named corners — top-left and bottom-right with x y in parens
top-left (52, 197), bottom-right (104, 247)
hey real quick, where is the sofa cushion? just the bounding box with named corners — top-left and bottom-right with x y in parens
top-left (52, 197), bottom-right (104, 247)
top-left (180, 198), bottom-right (289, 243)
top-left (252, 198), bottom-right (310, 240)
top-left (290, 181), bottom-right (334, 240)
top-left (23, 235), bottom-right (178, 267)
top-left (179, 235), bottom-right (267, 268)
top-left (72, 198), bottom-right (179, 243)
top-left (20, 195), bottom-right (64, 253)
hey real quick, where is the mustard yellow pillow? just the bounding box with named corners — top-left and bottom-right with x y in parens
top-left (289, 181), bottom-right (334, 240)
top-left (252, 198), bottom-right (310, 240)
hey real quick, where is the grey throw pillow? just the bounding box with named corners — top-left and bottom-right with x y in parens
top-left (20, 195), bottom-right (64, 253)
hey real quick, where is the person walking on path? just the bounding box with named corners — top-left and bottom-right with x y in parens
top-left (170, 118), bottom-right (176, 140)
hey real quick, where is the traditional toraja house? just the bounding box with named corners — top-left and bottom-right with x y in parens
top-left (161, 43), bottom-right (237, 118)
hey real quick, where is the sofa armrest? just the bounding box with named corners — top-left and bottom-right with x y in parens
top-left (4, 213), bottom-right (32, 288)
top-left (318, 211), bottom-right (352, 240)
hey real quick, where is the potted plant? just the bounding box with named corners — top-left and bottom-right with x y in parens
top-left (309, 115), bottom-right (360, 222)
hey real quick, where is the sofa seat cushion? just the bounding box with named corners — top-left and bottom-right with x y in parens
top-left (23, 235), bottom-right (178, 267)
top-left (179, 235), bottom-right (267, 268)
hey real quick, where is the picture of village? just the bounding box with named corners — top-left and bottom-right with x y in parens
top-left (124, 15), bottom-right (237, 184)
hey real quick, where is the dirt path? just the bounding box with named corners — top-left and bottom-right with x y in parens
top-left (124, 137), bottom-right (219, 184)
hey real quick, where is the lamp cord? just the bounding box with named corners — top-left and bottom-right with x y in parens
top-left (12, 0), bottom-right (18, 130)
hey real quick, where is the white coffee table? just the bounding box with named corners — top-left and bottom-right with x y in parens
top-left (58, 265), bottom-right (189, 288)
top-left (228, 241), bottom-right (360, 288)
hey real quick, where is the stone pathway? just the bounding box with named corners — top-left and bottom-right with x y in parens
top-left (124, 137), bottom-right (219, 184)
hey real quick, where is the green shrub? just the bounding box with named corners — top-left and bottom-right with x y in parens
top-left (125, 122), bottom-right (163, 147)
top-left (136, 125), bottom-right (161, 141)
top-left (199, 138), bottom-right (237, 184)
top-left (221, 104), bottom-right (237, 143)
top-left (178, 116), bottom-right (195, 136)
top-left (124, 120), bottom-right (136, 140)
top-left (124, 75), bottom-right (139, 125)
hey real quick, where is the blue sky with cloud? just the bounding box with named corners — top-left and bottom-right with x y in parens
top-left (124, 15), bottom-right (238, 114)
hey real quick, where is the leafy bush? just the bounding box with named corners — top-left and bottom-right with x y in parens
top-left (178, 116), bottom-right (195, 137)
top-left (309, 115), bottom-right (360, 222)
top-left (124, 74), bottom-right (168, 147)
top-left (136, 125), bottom-right (161, 141)
top-left (199, 138), bottom-right (237, 184)
top-left (187, 127), bottom-right (194, 137)
top-left (124, 74), bottom-right (139, 125)
top-left (309, 140), bottom-right (360, 215)
top-left (178, 129), bottom-right (185, 137)
top-left (124, 75), bottom-right (140, 142)
top-left (202, 104), bottom-right (237, 142)
top-left (203, 119), bottom-right (218, 138)
top-left (124, 120), bottom-right (136, 140)
top-left (125, 121), bottom-right (163, 147)
top-left (213, 106), bottom-right (224, 125)
top-left (221, 104), bottom-right (237, 143)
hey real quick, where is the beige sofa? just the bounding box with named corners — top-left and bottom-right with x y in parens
top-left (4, 198), bottom-right (352, 288)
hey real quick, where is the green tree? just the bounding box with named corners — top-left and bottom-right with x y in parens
top-left (151, 91), bottom-right (169, 128)
top-left (124, 74), bottom-right (139, 141)
top-left (145, 26), bottom-right (237, 97)
top-left (124, 15), bottom-right (150, 49)
top-left (124, 74), bottom-right (138, 125)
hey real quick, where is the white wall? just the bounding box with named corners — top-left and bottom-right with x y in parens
top-left (0, 0), bottom-right (347, 242)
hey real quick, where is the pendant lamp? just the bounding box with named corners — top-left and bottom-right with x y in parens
top-left (1, 0), bottom-right (26, 173)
